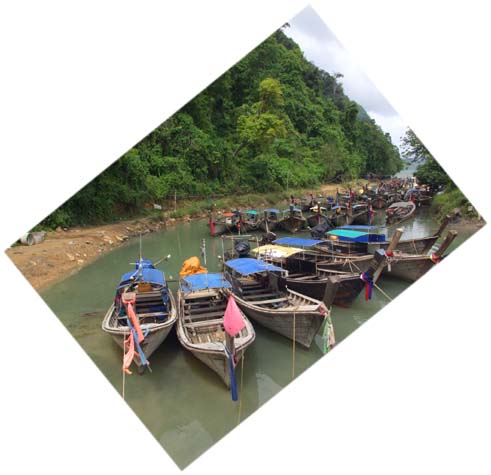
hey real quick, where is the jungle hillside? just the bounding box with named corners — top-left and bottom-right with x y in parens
top-left (43, 28), bottom-right (403, 228)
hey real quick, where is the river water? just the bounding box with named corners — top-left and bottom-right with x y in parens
top-left (40, 201), bottom-right (475, 468)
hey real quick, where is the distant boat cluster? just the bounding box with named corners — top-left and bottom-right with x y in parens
top-left (208, 177), bottom-right (435, 239)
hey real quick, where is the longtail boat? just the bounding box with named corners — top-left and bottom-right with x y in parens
top-left (351, 203), bottom-right (371, 225)
top-left (381, 231), bottom-right (458, 281)
top-left (259, 209), bottom-right (281, 232)
top-left (329, 205), bottom-right (352, 227)
top-left (277, 208), bottom-right (307, 233)
top-left (386, 201), bottom-right (416, 225)
top-left (257, 237), bottom-right (389, 308)
top-left (315, 230), bottom-right (459, 282)
top-left (316, 216), bottom-right (451, 256)
top-left (208, 212), bottom-right (239, 236)
top-left (176, 272), bottom-right (255, 389)
top-left (240, 210), bottom-right (261, 233)
top-left (224, 258), bottom-right (335, 349)
top-left (306, 205), bottom-right (330, 228)
top-left (102, 257), bottom-right (177, 374)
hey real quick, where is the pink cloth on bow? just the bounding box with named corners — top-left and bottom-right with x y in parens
top-left (223, 295), bottom-right (245, 337)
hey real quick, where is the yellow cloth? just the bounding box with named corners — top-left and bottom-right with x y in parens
top-left (179, 256), bottom-right (207, 278)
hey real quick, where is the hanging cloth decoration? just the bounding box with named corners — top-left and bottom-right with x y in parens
top-left (122, 292), bottom-right (144, 343)
top-left (224, 347), bottom-right (238, 401)
top-left (122, 330), bottom-right (135, 375)
top-left (360, 272), bottom-right (374, 301)
top-left (223, 295), bottom-right (245, 337)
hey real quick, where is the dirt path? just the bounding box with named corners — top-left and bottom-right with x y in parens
top-left (5, 217), bottom-right (172, 292)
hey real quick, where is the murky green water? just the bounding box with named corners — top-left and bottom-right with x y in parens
top-left (40, 205), bottom-right (476, 468)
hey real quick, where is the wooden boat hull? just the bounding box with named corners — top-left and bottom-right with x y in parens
top-left (229, 289), bottom-right (326, 348)
top-left (366, 235), bottom-right (439, 255)
top-left (330, 213), bottom-right (351, 227)
top-left (306, 214), bottom-right (330, 228)
top-left (210, 221), bottom-right (237, 236)
top-left (318, 251), bottom-right (436, 282)
top-left (331, 274), bottom-right (367, 308)
top-left (284, 276), bottom-right (338, 307)
top-left (102, 290), bottom-right (177, 370)
top-left (176, 287), bottom-right (255, 388)
top-left (386, 201), bottom-right (416, 225)
top-left (241, 221), bottom-right (261, 233)
top-left (258, 220), bottom-right (278, 232)
top-left (382, 255), bottom-right (435, 281)
top-left (176, 317), bottom-right (254, 388)
top-left (351, 210), bottom-right (370, 225)
top-left (278, 216), bottom-right (307, 233)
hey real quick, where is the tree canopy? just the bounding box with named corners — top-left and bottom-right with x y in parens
top-left (43, 29), bottom-right (403, 227)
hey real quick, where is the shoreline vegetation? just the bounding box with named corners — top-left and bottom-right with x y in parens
top-left (6, 181), bottom-right (362, 292)
top-left (5, 179), bottom-right (485, 293)
top-left (6, 26), bottom-right (485, 292)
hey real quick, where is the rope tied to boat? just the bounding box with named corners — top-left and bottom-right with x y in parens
top-left (360, 272), bottom-right (374, 301)
top-left (236, 347), bottom-right (245, 426)
top-left (292, 307), bottom-right (296, 380)
top-left (385, 250), bottom-right (395, 272)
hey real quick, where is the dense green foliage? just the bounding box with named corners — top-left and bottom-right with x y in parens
top-left (42, 29), bottom-right (402, 227)
top-left (401, 128), bottom-right (433, 163)
top-left (403, 128), bottom-right (477, 219)
top-left (414, 157), bottom-right (450, 189)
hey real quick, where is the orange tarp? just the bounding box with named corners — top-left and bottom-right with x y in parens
top-left (179, 256), bottom-right (207, 278)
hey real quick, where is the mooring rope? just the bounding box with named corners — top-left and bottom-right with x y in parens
top-left (373, 282), bottom-right (393, 301)
top-left (292, 307), bottom-right (297, 380)
top-left (237, 346), bottom-right (245, 426)
top-left (122, 329), bottom-right (126, 400)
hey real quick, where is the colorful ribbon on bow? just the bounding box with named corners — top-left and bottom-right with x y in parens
top-left (360, 272), bottom-right (374, 301)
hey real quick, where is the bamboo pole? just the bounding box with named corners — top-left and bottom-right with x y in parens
top-left (433, 230), bottom-right (458, 258)
top-left (372, 227), bottom-right (404, 283)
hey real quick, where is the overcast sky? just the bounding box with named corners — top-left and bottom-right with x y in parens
top-left (285, 6), bottom-right (407, 150)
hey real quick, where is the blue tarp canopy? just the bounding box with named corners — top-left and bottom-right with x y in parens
top-left (119, 267), bottom-right (166, 287)
top-left (327, 229), bottom-right (386, 243)
top-left (274, 237), bottom-right (323, 247)
top-left (331, 205), bottom-right (345, 210)
top-left (181, 273), bottom-right (231, 293)
top-left (283, 208), bottom-right (302, 212)
top-left (244, 210), bottom-right (258, 215)
top-left (225, 258), bottom-right (285, 276)
top-left (264, 208), bottom-right (280, 213)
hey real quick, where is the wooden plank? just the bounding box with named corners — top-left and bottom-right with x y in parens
top-left (246, 293), bottom-right (280, 300)
top-left (253, 297), bottom-right (289, 305)
top-left (187, 304), bottom-right (226, 314)
top-left (185, 318), bottom-right (224, 329)
top-left (185, 310), bottom-right (225, 320)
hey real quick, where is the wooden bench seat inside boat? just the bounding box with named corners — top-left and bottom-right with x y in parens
top-left (185, 310), bottom-right (226, 321)
top-left (253, 297), bottom-right (289, 305)
top-left (245, 292), bottom-right (280, 300)
top-left (184, 318), bottom-right (224, 329)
